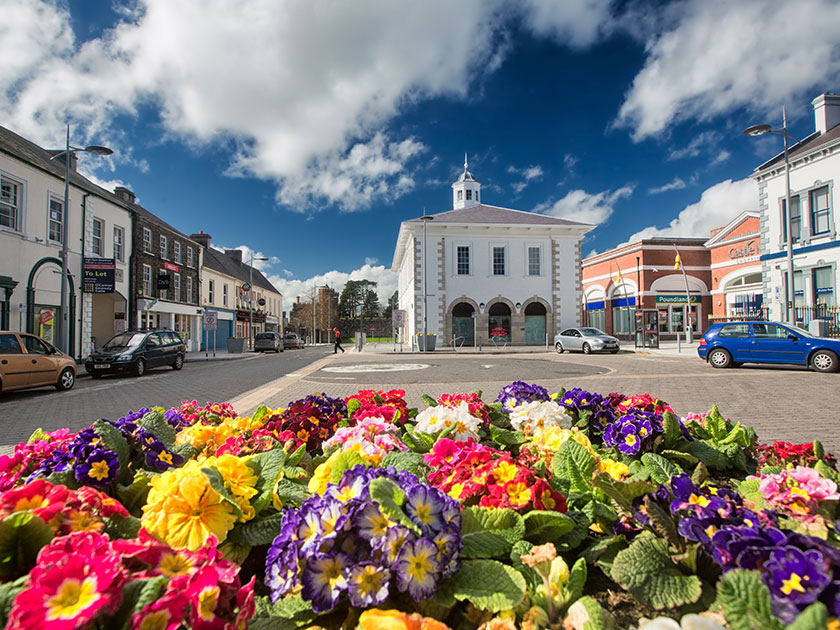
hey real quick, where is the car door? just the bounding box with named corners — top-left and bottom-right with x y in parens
top-left (559, 329), bottom-right (579, 351)
top-left (0, 333), bottom-right (30, 389)
top-left (20, 334), bottom-right (58, 386)
top-left (715, 323), bottom-right (751, 361)
top-left (161, 332), bottom-right (179, 363)
top-left (749, 323), bottom-right (808, 364)
top-left (145, 333), bottom-right (165, 367)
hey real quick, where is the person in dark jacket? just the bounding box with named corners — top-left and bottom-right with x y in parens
top-left (334, 329), bottom-right (344, 353)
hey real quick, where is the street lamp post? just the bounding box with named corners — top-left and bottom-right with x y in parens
top-left (419, 213), bottom-right (434, 352)
top-left (49, 125), bottom-right (112, 354)
top-left (247, 253), bottom-right (268, 350)
top-left (744, 108), bottom-right (800, 324)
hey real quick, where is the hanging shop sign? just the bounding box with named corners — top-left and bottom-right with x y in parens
top-left (157, 273), bottom-right (171, 290)
top-left (83, 257), bottom-right (115, 293)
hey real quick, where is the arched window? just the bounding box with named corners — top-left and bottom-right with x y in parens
top-left (488, 303), bottom-right (511, 343)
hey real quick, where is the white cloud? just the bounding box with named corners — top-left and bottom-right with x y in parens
top-left (534, 185), bottom-right (634, 225)
top-left (668, 131), bottom-right (722, 161)
top-left (364, 257), bottom-right (379, 265)
top-left (508, 164), bottom-right (544, 193)
top-left (2, 0), bottom-right (512, 212)
top-left (268, 264), bottom-right (397, 311)
top-left (563, 153), bottom-right (579, 171)
top-left (648, 176), bottom-right (687, 195)
top-left (517, 0), bottom-right (616, 48)
top-left (616, 0), bottom-right (840, 140)
top-left (625, 178), bottom-right (757, 243)
top-left (211, 244), bottom-right (279, 272)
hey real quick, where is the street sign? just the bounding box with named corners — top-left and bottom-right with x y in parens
top-left (242, 282), bottom-right (252, 292)
top-left (203, 311), bottom-right (218, 331)
top-left (392, 309), bottom-right (406, 327)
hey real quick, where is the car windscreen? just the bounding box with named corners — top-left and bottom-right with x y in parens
top-left (787, 324), bottom-right (814, 338)
top-left (256, 333), bottom-right (275, 339)
top-left (580, 328), bottom-right (607, 336)
top-left (103, 333), bottom-right (146, 349)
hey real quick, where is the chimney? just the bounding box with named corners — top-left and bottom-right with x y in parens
top-left (190, 231), bottom-right (212, 249)
top-left (49, 151), bottom-right (78, 171)
top-left (812, 93), bottom-right (840, 134)
top-left (709, 226), bottom-right (724, 238)
top-left (225, 249), bottom-right (243, 264)
top-left (114, 186), bottom-right (136, 204)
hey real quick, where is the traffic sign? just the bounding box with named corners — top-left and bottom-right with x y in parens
top-left (392, 309), bottom-right (406, 327)
top-left (203, 311), bottom-right (218, 331)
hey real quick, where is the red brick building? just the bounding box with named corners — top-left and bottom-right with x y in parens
top-left (581, 238), bottom-right (712, 340)
top-left (705, 211), bottom-right (762, 321)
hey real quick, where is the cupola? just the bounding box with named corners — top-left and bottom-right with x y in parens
top-left (451, 154), bottom-right (481, 209)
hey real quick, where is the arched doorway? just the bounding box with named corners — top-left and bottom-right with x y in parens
top-left (488, 303), bottom-right (511, 343)
top-left (523, 302), bottom-right (546, 344)
top-left (451, 302), bottom-right (475, 346)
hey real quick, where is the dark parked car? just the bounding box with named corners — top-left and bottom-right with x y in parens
top-left (254, 331), bottom-right (283, 353)
top-left (283, 332), bottom-right (305, 350)
top-left (554, 327), bottom-right (620, 354)
top-left (0, 331), bottom-right (76, 394)
top-left (85, 330), bottom-right (186, 378)
top-left (698, 321), bottom-right (840, 373)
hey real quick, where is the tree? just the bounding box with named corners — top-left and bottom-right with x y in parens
top-left (383, 291), bottom-right (398, 318)
top-left (339, 279), bottom-right (378, 318)
top-left (361, 284), bottom-right (380, 317)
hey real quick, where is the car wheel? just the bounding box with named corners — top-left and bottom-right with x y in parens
top-left (811, 350), bottom-right (839, 373)
top-left (55, 368), bottom-right (75, 391)
top-left (708, 348), bottom-right (732, 368)
top-left (172, 354), bottom-right (184, 370)
top-left (582, 343), bottom-right (591, 354)
top-left (89, 370), bottom-right (102, 379)
top-left (555, 342), bottom-right (564, 354)
top-left (134, 358), bottom-right (146, 377)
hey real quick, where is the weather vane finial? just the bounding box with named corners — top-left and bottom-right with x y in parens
top-left (464, 152), bottom-right (468, 171)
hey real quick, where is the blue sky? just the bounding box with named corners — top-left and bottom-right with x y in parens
top-left (4, 0), bottom-right (840, 306)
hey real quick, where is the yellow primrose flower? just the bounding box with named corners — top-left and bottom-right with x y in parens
top-left (493, 460), bottom-right (519, 484)
top-left (142, 467), bottom-right (237, 551)
top-left (598, 458), bottom-right (631, 481)
top-left (308, 450), bottom-right (341, 495)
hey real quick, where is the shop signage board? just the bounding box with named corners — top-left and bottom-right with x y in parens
top-left (655, 294), bottom-right (701, 304)
top-left (83, 257), bottom-right (115, 293)
top-left (164, 262), bottom-right (179, 272)
top-left (157, 274), bottom-right (171, 290)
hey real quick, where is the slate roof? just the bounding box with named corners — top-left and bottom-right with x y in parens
top-left (404, 204), bottom-right (593, 227)
top-left (202, 246), bottom-right (280, 294)
top-left (0, 124), bottom-right (195, 243)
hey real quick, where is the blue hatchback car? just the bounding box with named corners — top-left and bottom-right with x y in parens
top-left (697, 321), bottom-right (840, 372)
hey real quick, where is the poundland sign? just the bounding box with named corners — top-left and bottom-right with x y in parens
top-left (656, 294), bottom-right (701, 304)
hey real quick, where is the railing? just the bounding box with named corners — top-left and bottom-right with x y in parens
top-left (451, 335), bottom-right (465, 350)
top-left (793, 305), bottom-right (840, 338)
top-left (707, 309), bottom-right (769, 324)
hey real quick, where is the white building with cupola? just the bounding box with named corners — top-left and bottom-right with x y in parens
top-left (391, 159), bottom-right (594, 348)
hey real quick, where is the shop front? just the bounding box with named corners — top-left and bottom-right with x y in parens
top-left (655, 295), bottom-right (701, 335)
top-left (235, 309), bottom-right (266, 343)
top-left (136, 299), bottom-right (202, 351)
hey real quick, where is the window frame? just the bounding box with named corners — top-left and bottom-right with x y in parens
top-left (455, 244), bottom-right (471, 276)
top-left (113, 226), bottom-right (125, 262)
top-left (91, 217), bottom-right (104, 256)
top-left (718, 323), bottom-right (750, 338)
top-left (160, 235), bottom-right (168, 259)
top-left (466, 189), bottom-right (472, 201)
top-left (781, 195), bottom-right (801, 244)
top-left (143, 227), bottom-right (152, 253)
top-left (174, 241), bottom-right (182, 264)
top-left (186, 276), bottom-right (193, 304)
top-left (208, 279), bottom-right (215, 304)
top-left (491, 245), bottom-right (507, 276)
top-left (173, 273), bottom-right (181, 302)
top-left (0, 173), bottom-right (24, 233)
top-left (187, 246), bottom-right (194, 268)
top-left (813, 265), bottom-right (835, 306)
top-left (527, 245), bottom-right (542, 276)
top-left (142, 264), bottom-right (152, 296)
top-left (48, 195), bottom-right (64, 244)
top-left (223, 284), bottom-right (228, 306)
top-left (809, 185), bottom-right (831, 236)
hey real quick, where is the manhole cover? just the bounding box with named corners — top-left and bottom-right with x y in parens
top-left (322, 363), bottom-right (431, 373)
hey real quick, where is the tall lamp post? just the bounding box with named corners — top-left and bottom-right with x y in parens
top-left (744, 108), bottom-right (800, 324)
top-left (247, 253), bottom-right (268, 349)
top-left (419, 213), bottom-right (434, 352)
top-left (49, 125), bottom-right (112, 354)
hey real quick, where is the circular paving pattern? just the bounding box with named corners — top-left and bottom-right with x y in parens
top-left (322, 363), bottom-right (432, 373)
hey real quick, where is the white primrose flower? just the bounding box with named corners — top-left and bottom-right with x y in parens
top-left (414, 401), bottom-right (481, 440)
top-left (509, 400), bottom-right (573, 434)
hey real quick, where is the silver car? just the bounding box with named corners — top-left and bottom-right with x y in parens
top-left (254, 332), bottom-right (283, 353)
top-left (554, 327), bottom-right (620, 354)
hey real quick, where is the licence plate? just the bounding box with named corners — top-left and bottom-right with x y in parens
top-left (94, 363), bottom-right (110, 369)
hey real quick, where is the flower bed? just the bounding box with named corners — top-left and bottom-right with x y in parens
top-left (0, 383), bottom-right (838, 629)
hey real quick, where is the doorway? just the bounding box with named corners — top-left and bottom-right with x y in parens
top-left (523, 302), bottom-right (546, 344)
top-left (451, 302), bottom-right (475, 346)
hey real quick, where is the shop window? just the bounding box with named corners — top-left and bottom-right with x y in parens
top-left (813, 266), bottom-right (835, 306)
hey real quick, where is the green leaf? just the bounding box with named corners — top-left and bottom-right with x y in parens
top-left (686, 440), bottom-right (735, 471)
top-left (110, 576), bottom-right (168, 630)
top-left (249, 449), bottom-right (287, 514)
top-left (461, 507), bottom-right (525, 558)
top-left (706, 405), bottom-right (728, 441)
top-left (200, 466), bottom-right (244, 519)
top-left (27, 428), bottom-right (50, 443)
top-left (641, 452), bottom-right (681, 485)
top-left (421, 393), bottom-right (438, 407)
top-left (714, 569), bottom-right (783, 630)
top-left (402, 428), bottom-right (436, 453)
top-left (554, 440), bottom-right (596, 494)
top-left (172, 442), bottom-right (198, 461)
top-left (815, 460), bottom-right (840, 486)
top-left (661, 450), bottom-right (699, 467)
top-left (691, 461), bottom-right (710, 487)
top-left (139, 410), bottom-right (176, 448)
top-left (105, 515), bottom-right (141, 540)
top-left (760, 465), bottom-right (784, 475)
top-left (285, 443), bottom-right (307, 467)
top-left (0, 576), bottom-right (27, 628)
top-left (738, 478), bottom-right (764, 509)
top-left (273, 479), bottom-right (312, 508)
top-left (489, 425), bottom-right (529, 447)
top-left (787, 602), bottom-right (828, 630)
top-left (92, 419), bottom-right (131, 478)
top-left (522, 510), bottom-right (574, 543)
top-left (661, 411), bottom-right (685, 449)
top-left (642, 495), bottom-right (681, 549)
top-left (251, 405), bottom-right (269, 424)
top-left (0, 512), bottom-right (54, 579)
top-left (252, 594), bottom-right (318, 627)
top-left (814, 440), bottom-right (825, 460)
top-left (381, 451), bottom-right (427, 477)
top-left (567, 556), bottom-right (587, 603)
top-left (368, 477), bottom-right (421, 537)
top-left (228, 511), bottom-right (287, 546)
top-left (555, 510), bottom-right (592, 552)
top-left (444, 558), bottom-right (527, 613)
top-left (610, 533), bottom-right (702, 610)
top-left (116, 471), bottom-right (154, 514)
top-left (592, 472), bottom-right (656, 514)
top-left (565, 596), bottom-right (616, 630)
top-left (327, 450), bottom-right (367, 484)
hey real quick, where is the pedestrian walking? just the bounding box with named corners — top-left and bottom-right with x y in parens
top-left (334, 328), bottom-right (344, 353)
